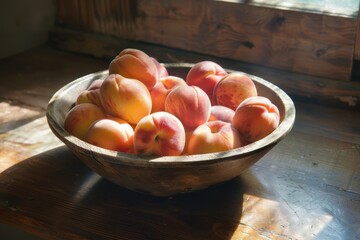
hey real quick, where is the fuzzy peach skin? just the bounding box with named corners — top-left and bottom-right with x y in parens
top-left (182, 130), bottom-right (194, 156)
top-left (187, 120), bottom-right (243, 155)
top-left (76, 89), bottom-right (102, 107)
top-left (63, 103), bottom-right (105, 140)
top-left (232, 96), bottom-right (280, 143)
top-left (87, 79), bottom-right (104, 90)
top-left (133, 111), bottom-right (186, 156)
top-left (213, 72), bottom-right (257, 110)
top-left (150, 76), bottom-right (187, 113)
top-left (186, 61), bottom-right (228, 104)
top-left (151, 57), bottom-right (168, 79)
top-left (100, 74), bottom-right (152, 125)
top-left (107, 115), bottom-right (136, 130)
top-left (85, 119), bottom-right (134, 153)
top-left (209, 105), bottom-right (235, 123)
top-left (108, 48), bottom-right (158, 90)
top-left (164, 85), bottom-right (211, 131)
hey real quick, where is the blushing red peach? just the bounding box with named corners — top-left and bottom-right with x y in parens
top-left (232, 96), bottom-right (280, 142)
top-left (150, 76), bottom-right (187, 113)
top-left (164, 85), bottom-right (211, 131)
top-left (213, 72), bottom-right (257, 110)
top-left (209, 105), bottom-right (235, 123)
top-left (85, 118), bottom-right (134, 153)
top-left (63, 103), bottom-right (105, 140)
top-left (186, 61), bottom-right (228, 104)
top-left (108, 48), bottom-right (158, 90)
top-left (76, 89), bottom-right (102, 107)
top-left (187, 120), bottom-right (243, 155)
top-left (100, 74), bottom-right (152, 125)
top-left (133, 111), bottom-right (186, 156)
top-left (151, 57), bottom-right (168, 78)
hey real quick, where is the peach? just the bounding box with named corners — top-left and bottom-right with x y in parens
top-left (182, 130), bottom-right (194, 156)
top-left (63, 103), bottom-right (105, 140)
top-left (100, 74), bottom-right (152, 125)
top-left (76, 89), bottom-right (102, 107)
top-left (213, 72), bottom-right (257, 110)
top-left (151, 57), bottom-right (168, 78)
top-left (85, 118), bottom-right (134, 153)
top-left (186, 61), bottom-right (228, 103)
top-left (150, 76), bottom-right (187, 113)
top-left (164, 85), bottom-right (211, 131)
top-left (209, 105), bottom-right (235, 123)
top-left (87, 79), bottom-right (104, 90)
top-left (133, 111), bottom-right (186, 156)
top-left (107, 115), bottom-right (136, 130)
top-left (232, 96), bottom-right (280, 142)
top-left (187, 120), bottom-right (243, 155)
top-left (108, 48), bottom-right (158, 90)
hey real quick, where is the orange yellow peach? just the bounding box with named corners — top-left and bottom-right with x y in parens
top-left (85, 118), bottom-right (134, 153)
top-left (100, 74), bottom-right (152, 125)
top-left (187, 120), bottom-right (243, 155)
top-left (76, 89), bottom-right (102, 107)
top-left (64, 103), bottom-right (105, 140)
top-left (232, 96), bottom-right (280, 142)
top-left (109, 48), bottom-right (158, 90)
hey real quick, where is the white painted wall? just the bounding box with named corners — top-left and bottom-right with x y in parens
top-left (0, 0), bottom-right (55, 59)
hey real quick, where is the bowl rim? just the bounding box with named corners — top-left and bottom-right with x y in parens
top-left (46, 63), bottom-right (296, 167)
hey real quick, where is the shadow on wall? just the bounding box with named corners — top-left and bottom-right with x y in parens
top-left (0, 0), bottom-right (55, 60)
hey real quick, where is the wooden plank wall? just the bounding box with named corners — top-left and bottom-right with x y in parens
top-left (356, 13), bottom-right (360, 60)
top-left (54, 0), bottom-right (358, 81)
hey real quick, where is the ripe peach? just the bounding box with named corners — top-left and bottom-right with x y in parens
top-left (76, 89), bottom-right (102, 107)
top-left (107, 115), bottom-right (136, 130)
top-left (87, 79), bottom-right (104, 90)
top-left (182, 130), bottom-right (194, 156)
top-left (151, 57), bottom-right (168, 78)
top-left (85, 118), bottom-right (134, 153)
top-left (100, 74), bottom-right (152, 125)
top-left (150, 76), bottom-right (187, 113)
top-left (213, 72), bottom-right (257, 110)
top-left (133, 111), bottom-right (186, 156)
top-left (232, 96), bottom-right (280, 143)
top-left (108, 48), bottom-right (158, 90)
top-left (187, 120), bottom-right (243, 155)
top-left (63, 103), bottom-right (105, 140)
top-left (164, 85), bottom-right (211, 131)
top-left (186, 61), bottom-right (228, 103)
top-left (209, 105), bottom-right (235, 123)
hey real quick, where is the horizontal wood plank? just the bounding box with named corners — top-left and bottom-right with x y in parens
top-left (54, 0), bottom-right (358, 81)
top-left (49, 27), bottom-right (360, 110)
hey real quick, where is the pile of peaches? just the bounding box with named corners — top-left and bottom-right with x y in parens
top-left (63, 48), bottom-right (280, 157)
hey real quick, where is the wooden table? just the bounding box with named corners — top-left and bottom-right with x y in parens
top-left (1, 45), bottom-right (359, 240)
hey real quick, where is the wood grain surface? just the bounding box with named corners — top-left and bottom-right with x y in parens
top-left (53, 0), bottom-right (358, 81)
top-left (49, 27), bottom-right (360, 111)
top-left (0, 45), bottom-right (360, 240)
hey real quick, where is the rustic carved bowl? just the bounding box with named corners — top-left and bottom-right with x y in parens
top-left (46, 63), bottom-right (296, 197)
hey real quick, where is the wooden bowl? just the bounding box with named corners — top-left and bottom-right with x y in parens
top-left (46, 63), bottom-right (296, 197)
